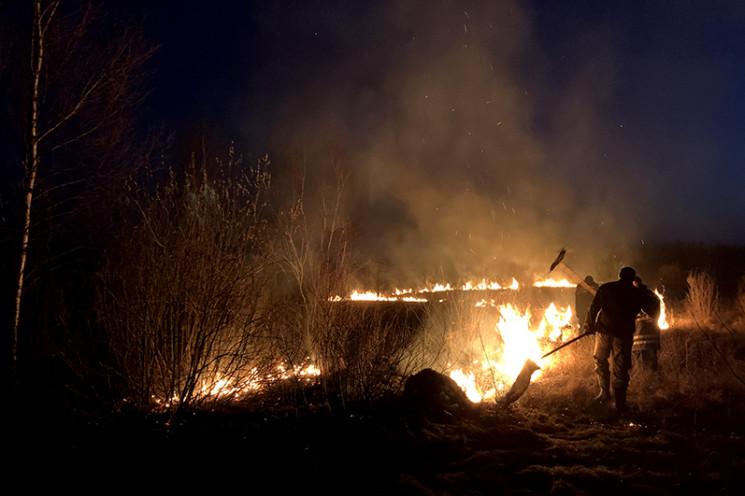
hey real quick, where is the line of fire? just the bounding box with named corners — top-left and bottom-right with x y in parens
top-left (172, 274), bottom-right (668, 409)
top-left (329, 277), bottom-right (669, 403)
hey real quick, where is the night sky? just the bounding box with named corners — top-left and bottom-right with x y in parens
top-left (134, 0), bottom-right (745, 281)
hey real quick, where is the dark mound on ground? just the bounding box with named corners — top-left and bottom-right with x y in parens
top-left (402, 368), bottom-right (476, 423)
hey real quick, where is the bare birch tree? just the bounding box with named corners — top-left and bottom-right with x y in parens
top-left (9, 0), bottom-right (48, 378)
top-left (2, 0), bottom-right (153, 382)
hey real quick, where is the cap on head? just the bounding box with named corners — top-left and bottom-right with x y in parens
top-left (619, 267), bottom-right (636, 281)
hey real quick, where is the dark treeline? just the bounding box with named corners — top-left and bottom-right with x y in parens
top-left (632, 243), bottom-right (745, 302)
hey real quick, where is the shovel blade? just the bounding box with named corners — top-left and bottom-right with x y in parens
top-left (499, 359), bottom-right (541, 408)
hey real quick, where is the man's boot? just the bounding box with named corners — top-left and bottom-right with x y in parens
top-left (594, 376), bottom-right (611, 403)
top-left (613, 386), bottom-right (627, 411)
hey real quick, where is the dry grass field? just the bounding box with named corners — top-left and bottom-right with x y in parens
top-left (10, 275), bottom-right (745, 495)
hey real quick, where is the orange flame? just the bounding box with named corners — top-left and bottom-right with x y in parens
top-left (150, 362), bottom-right (321, 410)
top-left (330, 277), bottom-right (524, 301)
top-left (449, 302), bottom-right (573, 402)
top-left (533, 277), bottom-right (574, 288)
top-left (654, 289), bottom-right (670, 330)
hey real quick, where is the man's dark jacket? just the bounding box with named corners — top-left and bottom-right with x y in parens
top-left (585, 279), bottom-right (651, 339)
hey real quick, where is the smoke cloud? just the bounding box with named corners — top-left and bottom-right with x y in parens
top-left (195, 0), bottom-right (745, 287)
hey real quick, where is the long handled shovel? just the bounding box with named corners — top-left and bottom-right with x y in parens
top-left (549, 248), bottom-right (598, 296)
top-left (498, 330), bottom-right (594, 408)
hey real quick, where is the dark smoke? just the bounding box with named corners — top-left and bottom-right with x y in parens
top-left (253, 0), bottom-right (638, 285)
top-left (151, 0), bottom-right (745, 287)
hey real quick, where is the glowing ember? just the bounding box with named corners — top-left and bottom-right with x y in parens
top-left (150, 362), bottom-right (322, 409)
top-left (199, 371), bottom-right (263, 399)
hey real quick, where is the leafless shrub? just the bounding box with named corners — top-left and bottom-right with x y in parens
top-left (96, 149), bottom-right (278, 413)
top-left (736, 275), bottom-right (745, 327)
top-left (321, 303), bottom-right (420, 406)
top-left (270, 162), bottom-right (417, 410)
top-left (520, 323), bottom-right (745, 425)
top-left (637, 325), bottom-right (745, 419)
top-left (685, 270), bottom-right (719, 327)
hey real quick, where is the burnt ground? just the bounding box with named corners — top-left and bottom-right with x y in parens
top-left (10, 391), bottom-right (745, 495)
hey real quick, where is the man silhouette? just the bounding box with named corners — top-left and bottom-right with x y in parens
top-left (584, 267), bottom-right (657, 411)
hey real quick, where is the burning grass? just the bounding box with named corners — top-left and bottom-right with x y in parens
top-left (25, 316), bottom-right (745, 495)
top-left (52, 149), bottom-right (744, 495)
top-left (19, 261), bottom-right (745, 495)
top-left (96, 239), bottom-right (740, 428)
top-left (392, 290), bottom-right (577, 403)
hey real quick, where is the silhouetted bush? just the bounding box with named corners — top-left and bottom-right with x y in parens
top-left (96, 150), bottom-right (278, 413)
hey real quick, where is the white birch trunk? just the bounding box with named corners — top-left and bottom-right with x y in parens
top-left (12, 0), bottom-right (46, 377)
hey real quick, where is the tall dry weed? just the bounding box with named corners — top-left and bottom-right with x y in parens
top-left (270, 161), bottom-right (417, 410)
top-left (523, 324), bottom-right (745, 427)
top-left (632, 326), bottom-right (745, 425)
top-left (736, 275), bottom-right (745, 327)
top-left (685, 270), bottom-right (719, 327)
top-left (404, 297), bottom-right (493, 372)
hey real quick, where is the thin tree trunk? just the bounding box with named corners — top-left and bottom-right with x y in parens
top-left (12, 0), bottom-right (45, 379)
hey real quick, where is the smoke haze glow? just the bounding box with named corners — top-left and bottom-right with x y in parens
top-left (143, 0), bottom-right (745, 285)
